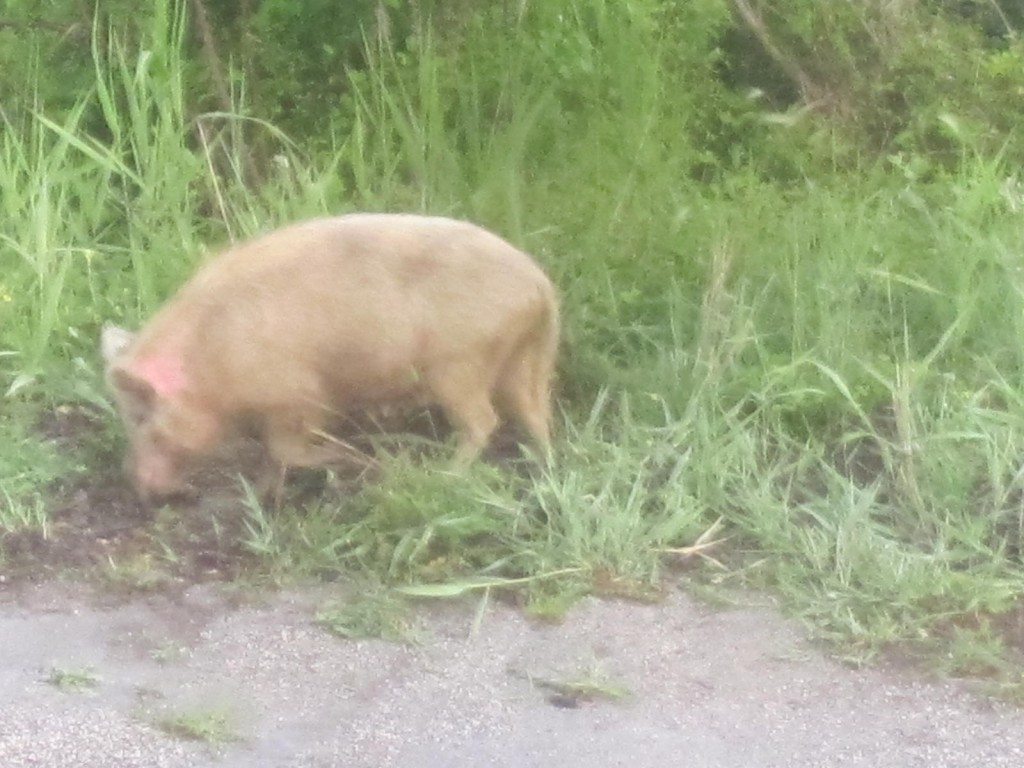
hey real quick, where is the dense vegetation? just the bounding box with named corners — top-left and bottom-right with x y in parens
top-left (3, 0), bottom-right (1024, 680)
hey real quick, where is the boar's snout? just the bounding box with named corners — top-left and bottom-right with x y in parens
top-left (126, 446), bottom-right (192, 504)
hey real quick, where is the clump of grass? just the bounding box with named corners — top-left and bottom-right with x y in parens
top-left (941, 622), bottom-right (1013, 679)
top-left (0, 404), bottom-right (77, 539)
top-left (316, 585), bottom-right (419, 643)
top-left (240, 451), bottom-right (527, 584)
top-left (45, 665), bottom-right (100, 694)
top-left (100, 551), bottom-right (179, 594)
top-left (155, 706), bottom-right (242, 746)
top-left (0, 487), bottom-right (49, 535)
top-left (508, 659), bottom-right (632, 709)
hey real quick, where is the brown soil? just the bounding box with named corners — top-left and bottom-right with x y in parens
top-left (1, 401), bottom-right (523, 588)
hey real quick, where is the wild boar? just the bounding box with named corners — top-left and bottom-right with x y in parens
top-left (101, 213), bottom-right (559, 503)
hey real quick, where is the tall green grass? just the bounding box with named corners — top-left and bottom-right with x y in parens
top-left (2, 0), bottom-right (1024, 671)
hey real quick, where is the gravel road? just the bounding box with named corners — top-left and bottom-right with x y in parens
top-left (1, 582), bottom-right (1022, 768)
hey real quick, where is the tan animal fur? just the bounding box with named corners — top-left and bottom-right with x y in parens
top-left (101, 213), bottom-right (559, 502)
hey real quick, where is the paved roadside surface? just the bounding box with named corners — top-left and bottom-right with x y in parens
top-left (1, 581), bottom-right (1022, 768)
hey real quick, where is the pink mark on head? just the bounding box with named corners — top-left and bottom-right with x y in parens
top-left (134, 355), bottom-right (187, 397)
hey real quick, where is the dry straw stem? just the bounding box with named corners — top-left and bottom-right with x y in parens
top-left (309, 427), bottom-right (382, 471)
top-left (656, 516), bottom-right (729, 569)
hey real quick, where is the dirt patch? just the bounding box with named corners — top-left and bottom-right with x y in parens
top-left (3, 401), bottom-right (528, 589)
top-left (1, 478), bottom-right (266, 588)
top-left (0, 404), bottom-right (258, 585)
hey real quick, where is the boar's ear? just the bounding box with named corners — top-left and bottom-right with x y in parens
top-left (101, 323), bottom-right (136, 364)
top-left (107, 363), bottom-right (155, 402)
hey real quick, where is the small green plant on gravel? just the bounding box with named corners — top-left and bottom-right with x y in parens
top-left (45, 665), bottom-right (100, 694)
top-left (149, 639), bottom-right (190, 665)
top-left (507, 659), bottom-right (632, 708)
top-left (519, 583), bottom-right (592, 624)
top-left (316, 584), bottom-right (419, 643)
top-left (155, 706), bottom-right (242, 747)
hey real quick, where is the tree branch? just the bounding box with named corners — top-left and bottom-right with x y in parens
top-left (187, 0), bottom-right (232, 115)
top-left (731, 0), bottom-right (828, 108)
top-left (0, 17), bottom-right (85, 40)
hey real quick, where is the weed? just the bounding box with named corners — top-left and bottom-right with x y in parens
top-left (0, 488), bottom-right (48, 535)
top-left (522, 587), bottom-right (588, 623)
top-left (100, 553), bottom-right (174, 593)
top-left (316, 586), bottom-right (419, 643)
top-left (45, 666), bottom-right (100, 694)
top-left (0, 405), bottom-right (71, 537)
top-left (155, 706), bottom-right (242, 746)
top-left (149, 640), bottom-right (190, 665)
top-left (941, 623), bottom-right (1012, 678)
top-left (508, 660), bottom-right (632, 708)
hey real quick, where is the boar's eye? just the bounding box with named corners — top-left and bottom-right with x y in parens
top-left (122, 400), bottom-right (154, 429)
top-left (146, 413), bottom-right (193, 459)
top-left (135, 425), bottom-right (187, 474)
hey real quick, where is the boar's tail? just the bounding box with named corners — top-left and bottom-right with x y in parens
top-left (495, 281), bottom-right (560, 453)
top-left (532, 283), bottom-right (561, 425)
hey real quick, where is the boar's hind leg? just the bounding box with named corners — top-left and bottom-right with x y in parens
top-left (427, 364), bottom-right (500, 466)
top-left (493, 320), bottom-right (556, 460)
top-left (495, 353), bottom-right (552, 458)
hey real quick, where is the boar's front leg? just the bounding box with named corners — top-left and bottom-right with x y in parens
top-left (258, 410), bottom-right (356, 506)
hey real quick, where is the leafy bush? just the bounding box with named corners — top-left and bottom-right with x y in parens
top-left (723, 0), bottom-right (1024, 173)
